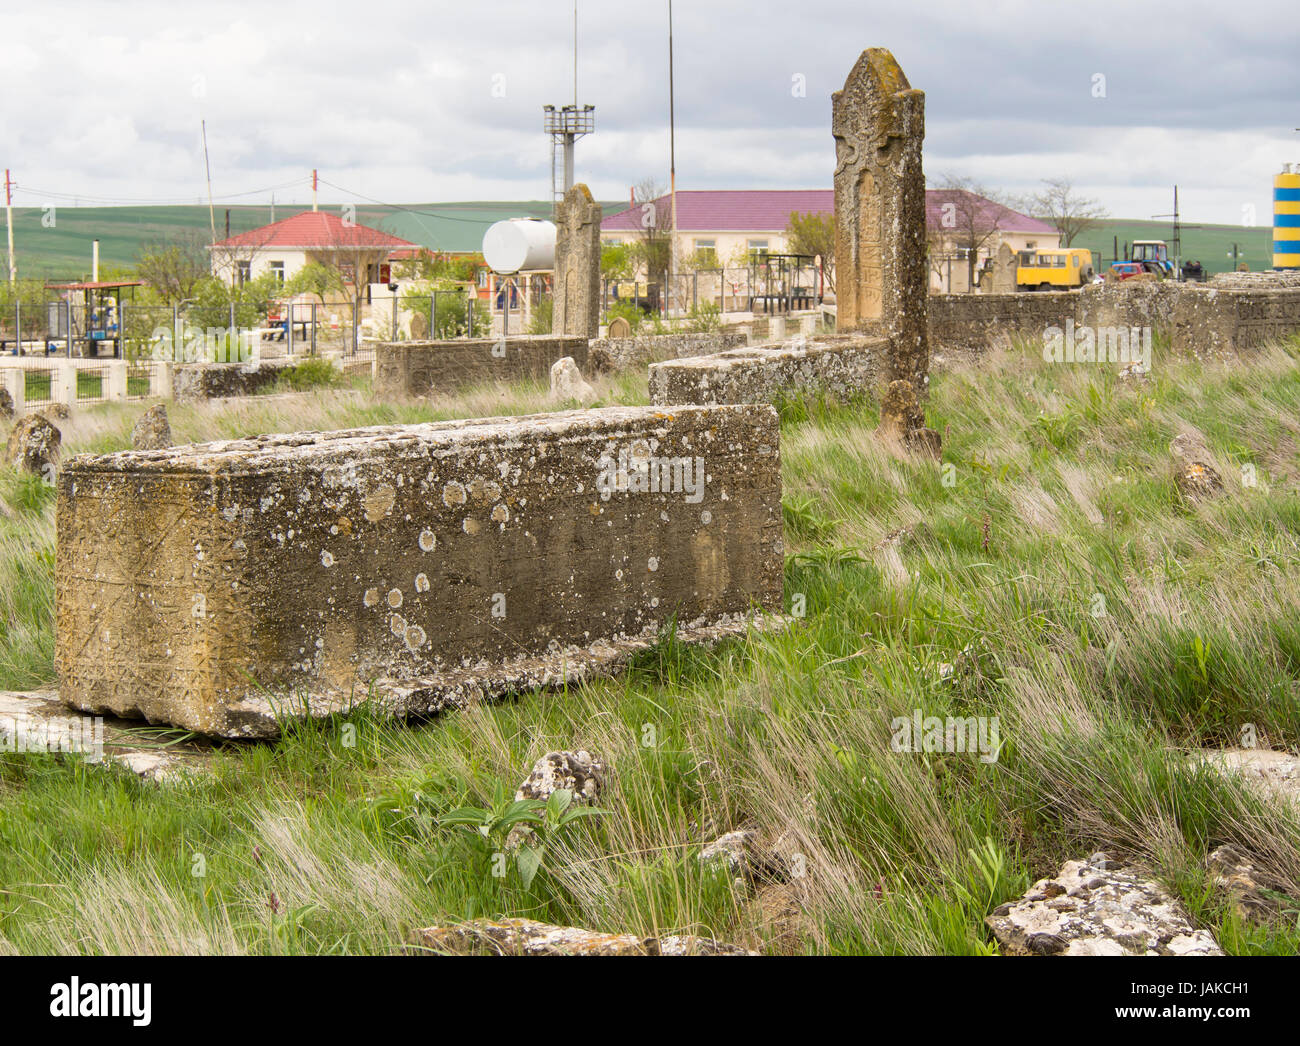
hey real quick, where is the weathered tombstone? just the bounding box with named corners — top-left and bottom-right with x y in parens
top-left (55, 406), bottom-right (784, 738)
top-left (991, 242), bottom-right (1018, 294)
top-left (131, 404), bottom-right (173, 451)
top-left (607, 315), bottom-right (632, 339)
top-left (832, 48), bottom-right (928, 395)
top-left (553, 183), bottom-right (603, 339)
top-left (4, 413), bottom-right (60, 476)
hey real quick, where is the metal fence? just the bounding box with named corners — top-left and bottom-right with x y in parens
top-left (601, 264), bottom-right (828, 319)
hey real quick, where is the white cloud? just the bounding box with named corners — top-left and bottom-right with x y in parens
top-left (2, 0), bottom-right (1295, 223)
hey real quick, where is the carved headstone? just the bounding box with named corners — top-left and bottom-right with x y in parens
top-left (991, 242), bottom-right (1018, 294)
top-left (607, 315), bottom-right (631, 338)
top-left (553, 183), bottom-right (603, 340)
top-left (832, 48), bottom-right (928, 395)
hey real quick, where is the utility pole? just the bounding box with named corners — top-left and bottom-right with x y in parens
top-left (202, 120), bottom-right (217, 244)
top-left (5, 168), bottom-right (14, 283)
top-left (312, 169), bottom-right (318, 212)
top-left (668, 0), bottom-right (678, 315)
top-left (1153, 185), bottom-right (1200, 280)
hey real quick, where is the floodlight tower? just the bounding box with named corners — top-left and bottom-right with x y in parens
top-left (545, 3), bottom-right (594, 207)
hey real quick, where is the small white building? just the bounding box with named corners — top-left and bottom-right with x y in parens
top-left (207, 210), bottom-right (416, 296)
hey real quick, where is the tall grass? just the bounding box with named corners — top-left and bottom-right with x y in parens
top-left (1, 344), bottom-right (1298, 954)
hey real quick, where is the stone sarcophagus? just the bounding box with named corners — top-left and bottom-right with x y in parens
top-left (55, 406), bottom-right (784, 738)
top-left (649, 337), bottom-right (887, 407)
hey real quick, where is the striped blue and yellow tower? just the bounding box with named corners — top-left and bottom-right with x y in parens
top-left (1275, 167), bottom-right (1300, 270)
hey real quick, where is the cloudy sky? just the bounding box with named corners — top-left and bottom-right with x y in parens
top-left (4, 0), bottom-right (1297, 224)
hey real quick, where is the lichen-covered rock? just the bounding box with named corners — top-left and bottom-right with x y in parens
top-left (986, 853), bottom-right (1222, 956)
top-left (131, 404), bottom-right (173, 451)
top-left (409, 918), bottom-right (755, 956)
top-left (0, 387), bottom-right (13, 421)
top-left (37, 403), bottom-right (71, 422)
top-left (549, 357), bottom-right (595, 404)
top-left (516, 750), bottom-right (605, 804)
top-left (700, 829), bottom-right (801, 887)
top-left (4, 413), bottom-right (61, 476)
top-left (1206, 845), bottom-right (1289, 926)
top-left (1170, 433), bottom-right (1223, 502)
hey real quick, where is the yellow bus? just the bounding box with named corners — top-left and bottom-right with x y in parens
top-left (1016, 248), bottom-right (1096, 290)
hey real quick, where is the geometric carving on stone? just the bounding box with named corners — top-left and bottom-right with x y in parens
top-left (832, 48), bottom-right (929, 394)
top-left (553, 182), bottom-right (603, 340)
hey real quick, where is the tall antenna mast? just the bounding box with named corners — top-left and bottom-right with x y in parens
top-left (668, 0), bottom-right (678, 309)
top-left (544, 1), bottom-right (594, 209)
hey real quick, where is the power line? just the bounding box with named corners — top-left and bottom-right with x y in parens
top-left (315, 178), bottom-right (519, 225)
top-left (10, 177), bottom-right (310, 207)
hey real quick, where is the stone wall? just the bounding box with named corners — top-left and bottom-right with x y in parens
top-left (55, 405), bottom-right (783, 738)
top-left (927, 293), bottom-right (1075, 356)
top-left (374, 337), bottom-right (589, 398)
top-left (649, 337), bottom-right (885, 408)
top-left (928, 282), bottom-right (1300, 359)
top-left (587, 331), bottom-right (748, 374)
top-left (1171, 286), bottom-right (1300, 358)
top-left (173, 360), bottom-right (292, 402)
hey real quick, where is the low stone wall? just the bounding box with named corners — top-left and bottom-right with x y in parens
top-left (929, 282), bottom-right (1300, 359)
top-left (1077, 281), bottom-right (1179, 335)
top-left (649, 337), bottom-right (885, 407)
top-left (374, 337), bottom-right (589, 398)
top-left (173, 359), bottom-right (292, 401)
top-left (927, 293), bottom-right (1076, 356)
top-left (54, 405), bottom-right (784, 738)
top-left (1171, 286), bottom-right (1300, 359)
top-left (587, 331), bottom-right (747, 374)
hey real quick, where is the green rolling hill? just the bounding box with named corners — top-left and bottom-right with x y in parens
top-left (1, 205), bottom-right (1279, 282)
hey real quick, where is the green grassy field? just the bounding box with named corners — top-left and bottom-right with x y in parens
top-left (3, 201), bottom-right (626, 279)
top-left (1, 343), bottom-right (1299, 955)
top-left (5, 202), bottom-right (1275, 284)
top-left (1074, 219), bottom-right (1274, 276)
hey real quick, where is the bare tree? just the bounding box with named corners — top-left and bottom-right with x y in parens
top-left (1031, 177), bottom-right (1108, 247)
top-left (930, 175), bottom-right (1010, 293)
top-left (630, 179), bottom-right (672, 293)
top-left (135, 230), bottom-right (211, 304)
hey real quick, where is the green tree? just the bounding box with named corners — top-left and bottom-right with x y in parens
top-left (784, 211), bottom-right (836, 292)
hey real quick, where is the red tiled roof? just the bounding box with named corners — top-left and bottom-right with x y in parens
top-left (600, 189), bottom-right (1055, 236)
top-left (208, 210), bottom-right (417, 251)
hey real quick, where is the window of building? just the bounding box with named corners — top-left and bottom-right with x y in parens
top-left (236, 261), bottom-right (251, 285)
top-left (747, 239), bottom-right (769, 255)
top-left (269, 261), bottom-right (285, 284)
top-left (693, 239), bottom-right (718, 267)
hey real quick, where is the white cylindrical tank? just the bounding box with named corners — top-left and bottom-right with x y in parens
top-left (482, 219), bottom-right (556, 274)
